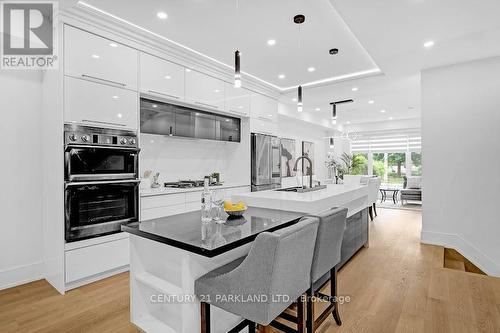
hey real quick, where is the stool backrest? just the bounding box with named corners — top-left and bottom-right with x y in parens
top-left (367, 177), bottom-right (381, 205)
top-left (237, 216), bottom-right (319, 323)
top-left (306, 207), bottom-right (347, 283)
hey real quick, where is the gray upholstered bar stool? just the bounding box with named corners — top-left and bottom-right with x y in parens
top-left (194, 217), bottom-right (319, 333)
top-left (280, 207), bottom-right (347, 332)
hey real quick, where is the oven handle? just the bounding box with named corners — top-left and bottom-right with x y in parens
top-left (65, 179), bottom-right (141, 187)
top-left (65, 144), bottom-right (140, 152)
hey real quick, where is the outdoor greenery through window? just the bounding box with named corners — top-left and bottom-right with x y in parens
top-left (387, 153), bottom-right (406, 184)
top-left (411, 152), bottom-right (422, 176)
top-left (351, 153), bottom-right (368, 175)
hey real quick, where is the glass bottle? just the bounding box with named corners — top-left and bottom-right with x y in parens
top-left (201, 178), bottom-right (212, 223)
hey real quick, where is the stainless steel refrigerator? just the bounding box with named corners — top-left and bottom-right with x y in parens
top-left (251, 133), bottom-right (281, 192)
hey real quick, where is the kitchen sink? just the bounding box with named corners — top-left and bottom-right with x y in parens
top-left (276, 185), bottom-right (327, 193)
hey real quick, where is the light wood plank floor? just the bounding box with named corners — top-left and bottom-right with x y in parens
top-left (1, 208), bottom-right (499, 333)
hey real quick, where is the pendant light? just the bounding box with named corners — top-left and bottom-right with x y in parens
top-left (234, 50), bottom-right (241, 88)
top-left (297, 85), bottom-right (303, 112)
top-left (294, 14), bottom-right (305, 113)
top-left (329, 137), bottom-right (335, 148)
top-left (329, 99), bottom-right (354, 121)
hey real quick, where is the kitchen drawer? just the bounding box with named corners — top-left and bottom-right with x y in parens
top-left (141, 204), bottom-right (185, 220)
top-left (185, 191), bottom-right (202, 203)
top-left (141, 193), bottom-right (185, 209)
top-left (250, 117), bottom-right (278, 135)
top-left (65, 238), bottom-right (129, 283)
top-left (64, 25), bottom-right (138, 89)
top-left (64, 76), bottom-right (138, 129)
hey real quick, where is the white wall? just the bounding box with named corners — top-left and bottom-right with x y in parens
top-left (0, 71), bottom-right (44, 289)
top-left (421, 56), bottom-right (500, 276)
top-left (140, 118), bottom-right (251, 185)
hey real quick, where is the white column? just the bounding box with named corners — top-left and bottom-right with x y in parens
top-left (367, 152), bottom-right (373, 176)
top-left (383, 153), bottom-right (388, 183)
top-left (405, 151), bottom-right (412, 178)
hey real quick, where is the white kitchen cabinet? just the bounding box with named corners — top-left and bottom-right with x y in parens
top-left (185, 70), bottom-right (225, 110)
top-left (65, 238), bottom-right (129, 283)
top-left (64, 25), bottom-right (138, 90)
top-left (64, 76), bottom-right (138, 129)
top-left (140, 52), bottom-right (185, 101)
top-left (250, 117), bottom-right (278, 136)
top-left (224, 83), bottom-right (250, 117)
top-left (250, 93), bottom-right (278, 121)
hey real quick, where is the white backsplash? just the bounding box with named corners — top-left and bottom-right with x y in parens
top-left (140, 118), bottom-right (250, 185)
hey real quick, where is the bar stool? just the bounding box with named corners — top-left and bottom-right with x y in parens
top-left (194, 217), bottom-right (319, 333)
top-left (279, 207), bottom-right (347, 332)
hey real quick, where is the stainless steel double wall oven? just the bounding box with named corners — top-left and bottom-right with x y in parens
top-left (64, 124), bottom-right (140, 242)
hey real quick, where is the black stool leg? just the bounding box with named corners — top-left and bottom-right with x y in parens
top-left (368, 206), bottom-right (374, 221)
top-left (373, 203), bottom-right (377, 217)
top-left (201, 302), bottom-right (210, 333)
top-left (331, 266), bottom-right (342, 326)
top-left (248, 321), bottom-right (256, 332)
top-left (297, 295), bottom-right (306, 333)
top-left (306, 286), bottom-right (314, 333)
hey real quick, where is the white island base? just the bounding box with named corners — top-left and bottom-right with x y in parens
top-left (130, 234), bottom-right (252, 333)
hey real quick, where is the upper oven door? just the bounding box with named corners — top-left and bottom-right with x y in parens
top-left (65, 145), bottom-right (139, 182)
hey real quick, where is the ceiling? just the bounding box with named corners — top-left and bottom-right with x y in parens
top-left (71, 0), bottom-right (500, 132)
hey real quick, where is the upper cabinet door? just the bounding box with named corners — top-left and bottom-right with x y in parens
top-left (140, 52), bottom-right (185, 101)
top-left (185, 70), bottom-right (225, 110)
top-left (65, 77), bottom-right (138, 129)
top-left (64, 26), bottom-right (138, 90)
top-left (224, 83), bottom-right (250, 117)
top-left (250, 93), bottom-right (278, 122)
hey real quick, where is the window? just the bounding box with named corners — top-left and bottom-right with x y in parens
top-left (372, 153), bottom-right (385, 177)
top-left (351, 153), bottom-right (368, 175)
top-left (411, 152), bottom-right (422, 176)
top-left (387, 153), bottom-right (406, 184)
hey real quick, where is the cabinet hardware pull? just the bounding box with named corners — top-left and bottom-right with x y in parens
top-left (195, 101), bottom-right (218, 109)
top-left (147, 90), bottom-right (180, 99)
top-left (65, 179), bottom-right (141, 187)
top-left (82, 119), bottom-right (127, 127)
top-left (257, 116), bottom-right (273, 122)
top-left (81, 74), bottom-right (126, 87)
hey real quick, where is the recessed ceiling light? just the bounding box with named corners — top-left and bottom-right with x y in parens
top-left (352, 87), bottom-right (358, 91)
top-left (267, 39), bottom-right (276, 46)
top-left (185, 68), bottom-right (191, 72)
top-left (424, 40), bottom-right (435, 48)
top-left (278, 74), bottom-right (285, 79)
top-left (109, 43), bottom-right (118, 48)
top-left (307, 67), bottom-right (315, 72)
top-left (157, 11), bottom-right (168, 19)
top-left (238, 106), bottom-right (243, 109)
top-left (165, 75), bottom-right (171, 79)
top-left (112, 95), bottom-right (119, 99)
top-left (380, 109), bottom-right (386, 113)
top-left (214, 89), bottom-right (220, 93)
top-left (368, 100), bottom-right (374, 104)
top-left (346, 121), bottom-right (351, 124)
top-left (152, 104), bottom-right (158, 108)
top-left (117, 113), bottom-right (122, 118)
top-left (292, 97), bottom-right (298, 102)
top-left (91, 54), bottom-right (100, 59)
top-left (388, 117), bottom-right (394, 120)
top-left (315, 107), bottom-right (320, 111)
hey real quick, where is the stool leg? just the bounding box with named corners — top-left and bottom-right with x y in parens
top-left (306, 286), bottom-right (315, 333)
top-left (297, 295), bottom-right (306, 333)
top-left (201, 302), bottom-right (210, 333)
top-left (248, 321), bottom-right (256, 332)
top-left (368, 206), bottom-right (374, 221)
top-left (373, 203), bottom-right (377, 217)
top-left (330, 266), bottom-right (342, 326)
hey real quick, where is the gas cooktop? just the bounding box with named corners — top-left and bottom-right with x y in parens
top-left (164, 180), bottom-right (222, 189)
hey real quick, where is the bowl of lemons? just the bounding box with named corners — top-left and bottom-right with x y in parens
top-left (224, 200), bottom-right (247, 217)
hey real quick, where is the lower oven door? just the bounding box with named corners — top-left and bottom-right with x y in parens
top-left (65, 180), bottom-right (139, 242)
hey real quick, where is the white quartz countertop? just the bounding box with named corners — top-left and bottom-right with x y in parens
top-left (232, 184), bottom-right (368, 216)
top-left (140, 182), bottom-right (250, 197)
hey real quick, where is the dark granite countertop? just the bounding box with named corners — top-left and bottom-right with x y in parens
top-left (122, 207), bottom-right (303, 257)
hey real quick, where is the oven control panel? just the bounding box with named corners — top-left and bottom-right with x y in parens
top-left (64, 124), bottom-right (138, 148)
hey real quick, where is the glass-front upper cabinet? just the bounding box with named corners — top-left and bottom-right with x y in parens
top-left (216, 116), bottom-right (240, 142)
top-left (140, 98), bottom-right (175, 136)
top-left (140, 98), bottom-right (240, 142)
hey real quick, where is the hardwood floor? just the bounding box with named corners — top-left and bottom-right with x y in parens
top-left (1, 208), bottom-right (499, 333)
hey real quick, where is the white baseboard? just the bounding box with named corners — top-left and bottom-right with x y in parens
top-left (421, 230), bottom-right (500, 277)
top-left (0, 261), bottom-right (44, 290)
top-left (65, 265), bottom-right (129, 291)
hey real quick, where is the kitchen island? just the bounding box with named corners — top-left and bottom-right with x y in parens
top-left (232, 183), bottom-right (368, 217)
top-left (123, 183), bottom-right (369, 333)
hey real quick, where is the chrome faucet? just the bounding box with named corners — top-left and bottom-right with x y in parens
top-left (293, 155), bottom-right (313, 189)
